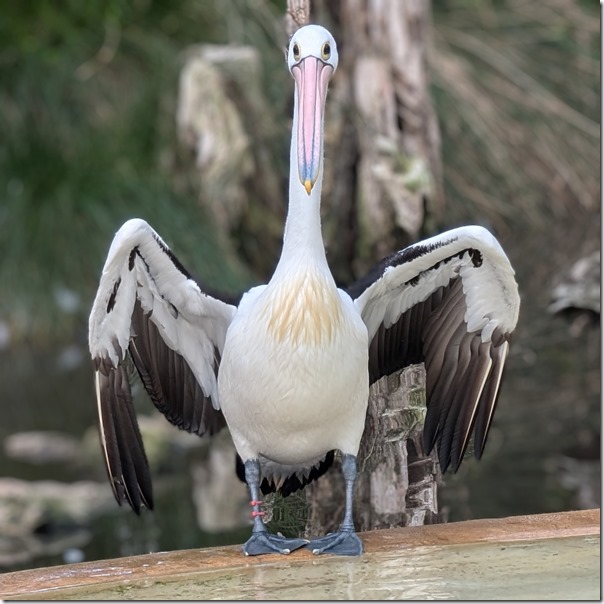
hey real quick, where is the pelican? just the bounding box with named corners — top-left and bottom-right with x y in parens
top-left (89, 24), bottom-right (520, 557)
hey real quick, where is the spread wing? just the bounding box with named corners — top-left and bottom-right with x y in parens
top-left (89, 219), bottom-right (237, 511)
top-left (349, 226), bottom-right (520, 473)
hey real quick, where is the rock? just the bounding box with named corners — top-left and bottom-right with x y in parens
top-left (4, 431), bottom-right (80, 464)
top-left (0, 527), bottom-right (91, 570)
top-left (557, 455), bottom-right (601, 510)
top-left (549, 250), bottom-right (600, 335)
top-left (0, 478), bottom-right (115, 537)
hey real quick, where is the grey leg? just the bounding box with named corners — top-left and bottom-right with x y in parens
top-left (242, 459), bottom-right (308, 556)
top-left (306, 454), bottom-right (364, 556)
top-left (340, 453), bottom-right (357, 531)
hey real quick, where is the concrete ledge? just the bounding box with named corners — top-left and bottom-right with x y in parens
top-left (1, 509), bottom-right (600, 600)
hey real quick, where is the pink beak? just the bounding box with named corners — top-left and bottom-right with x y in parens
top-left (292, 57), bottom-right (333, 195)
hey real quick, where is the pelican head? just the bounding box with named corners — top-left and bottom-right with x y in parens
top-left (287, 25), bottom-right (339, 196)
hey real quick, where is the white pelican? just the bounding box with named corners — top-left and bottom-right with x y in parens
top-left (89, 24), bottom-right (520, 556)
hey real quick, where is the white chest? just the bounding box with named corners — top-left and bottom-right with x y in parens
top-left (217, 276), bottom-right (369, 463)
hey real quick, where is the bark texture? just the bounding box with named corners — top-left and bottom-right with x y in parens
top-left (316, 0), bottom-right (444, 281)
top-left (302, 0), bottom-right (446, 535)
top-left (304, 366), bottom-right (443, 536)
top-left (176, 43), bottom-right (285, 276)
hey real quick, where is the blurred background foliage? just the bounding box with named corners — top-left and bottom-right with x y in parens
top-left (0, 0), bottom-right (598, 340)
top-left (0, 0), bottom-right (599, 571)
top-left (0, 0), bottom-right (287, 341)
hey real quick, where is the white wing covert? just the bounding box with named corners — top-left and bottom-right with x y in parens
top-left (88, 219), bottom-right (237, 510)
top-left (349, 226), bottom-right (520, 473)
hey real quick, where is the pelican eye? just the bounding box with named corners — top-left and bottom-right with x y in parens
top-left (321, 42), bottom-right (331, 60)
top-left (292, 43), bottom-right (301, 61)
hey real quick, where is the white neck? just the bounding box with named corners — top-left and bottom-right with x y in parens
top-left (273, 90), bottom-right (328, 278)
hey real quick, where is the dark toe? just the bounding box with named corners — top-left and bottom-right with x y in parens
top-left (307, 530), bottom-right (363, 556)
top-left (243, 532), bottom-right (308, 556)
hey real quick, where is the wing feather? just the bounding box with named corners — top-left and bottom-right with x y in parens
top-left (96, 360), bottom-right (153, 511)
top-left (351, 226), bottom-right (520, 473)
top-left (425, 320), bottom-right (467, 458)
top-left (89, 219), bottom-right (236, 510)
top-left (449, 339), bottom-right (492, 467)
top-left (473, 340), bottom-right (509, 458)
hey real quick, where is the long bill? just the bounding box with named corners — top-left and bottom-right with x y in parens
top-left (292, 57), bottom-right (333, 195)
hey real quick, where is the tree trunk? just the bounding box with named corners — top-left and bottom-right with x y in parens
top-left (305, 366), bottom-right (443, 537)
top-left (298, 0), bottom-right (446, 535)
top-left (316, 0), bottom-right (444, 281)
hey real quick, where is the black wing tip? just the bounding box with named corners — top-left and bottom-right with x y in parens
top-left (472, 425), bottom-right (491, 463)
top-left (423, 398), bottom-right (482, 475)
top-left (424, 405), bottom-right (489, 475)
top-left (97, 361), bottom-right (155, 516)
top-left (107, 469), bottom-right (154, 513)
top-left (425, 375), bottom-right (506, 475)
top-left (131, 498), bottom-right (154, 514)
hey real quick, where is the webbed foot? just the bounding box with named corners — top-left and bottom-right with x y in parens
top-left (243, 531), bottom-right (309, 556)
top-left (306, 529), bottom-right (364, 556)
